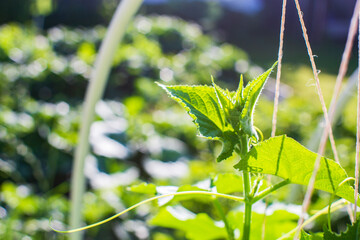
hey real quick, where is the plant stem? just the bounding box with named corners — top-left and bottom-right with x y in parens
top-left (249, 175), bottom-right (262, 196)
top-left (240, 135), bottom-right (252, 240)
top-left (242, 170), bottom-right (252, 240)
top-left (251, 179), bottom-right (290, 204)
top-left (327, 195), bottom-right (335, 232)
top-left (213, 198), bottom-right (234, 240)
top-left (68, 1), bottom-right (143, 240)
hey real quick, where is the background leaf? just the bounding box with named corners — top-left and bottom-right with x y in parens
top-left (128, 182), bottom-right (157, 195)
top-left (227, 208), bottom-right (299, 240)
top-left (150, 205), bottom-right (227, 240)
top-left (213, 173), bottom-right (243, 194)
top-left (234, 135), bottom-right (359, 205)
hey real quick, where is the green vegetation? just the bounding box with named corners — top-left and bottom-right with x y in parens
top-left (0, 6), bottom-right (359, 240)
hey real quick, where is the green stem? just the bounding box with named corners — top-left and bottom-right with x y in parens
top-left (69, 1), bottom-right (143, 240)
top-left (327, 177), bottom-right (355, 232)
top-left (249, 175), bottom-right (262, 196)
top-left (327, 195), bottom-right (334, 232)
top-left (239, 135), bottom-right (252, 240)
top-left (251, 179), bottom-right (290, 204)
top-left (242, 170), bottom-right (252, 240)
top-left (213, 199), bottom-right (234, 240)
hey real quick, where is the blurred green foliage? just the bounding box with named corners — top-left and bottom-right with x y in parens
top-left (0, 14), bottom-right (357, 239)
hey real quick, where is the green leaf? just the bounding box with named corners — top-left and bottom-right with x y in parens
top-left (300, 231), bottom-right (323, 240)
top-left (211, 76), bottom-right (232, 113)
top-left (324, 220), bottom-right (360, 239)
top-left (157, 84), bottom-right (225, 139)
top-left (227, 208), bottom-right (298, 240)
top-left (234, 135), bottom-right (360, 205)
top-left (301, 230), bottom-right (313, 240)
top-left (211, 79), bottom-right (241, 134)
top-left (233, 74), bottom-right (244, 105)
top-left (150, 205), bottom-right (227, 240)
top-left (241, 62), bottom-right (277, 103)
top-left (157, 64), bottom-right (276, 162)
top-left (240, 63), bottom-right (277, 137)
top-left (216, 131), bottom-right (238, 162)
top-left (158, 82), bottom-right (238, 162)
top-left (164, 185), bottom-right (212, 205)
top-left (213, 173), bottom-right (243, 194)
top-left (128, 182), bottom-right (157, 195)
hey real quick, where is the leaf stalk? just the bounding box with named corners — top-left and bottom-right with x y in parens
top-left (251, 179), bottom-right (290, 204)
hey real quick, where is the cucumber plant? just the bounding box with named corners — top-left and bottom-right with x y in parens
top-left (156, 63), bottom-right (359, 239)
top-left (53, 63), bottom-right (360, 239)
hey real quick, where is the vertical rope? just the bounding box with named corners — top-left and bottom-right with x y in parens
top-left (354, 5), bottom-right (360, 221)
top-left (325, 0), bottom-right (360, 224)
top-left (309, 0), bottom-right (360, 224)
top-left (292, 0), bottom-right (339, 238)
top-left (271, 0), bottom-right (287, 138)
top-left (293, 2), bottom-right (339, 163)
top-left (328, 0), bottom-right (360, 127)
top-left (262, 1), bottom-right (287, 239)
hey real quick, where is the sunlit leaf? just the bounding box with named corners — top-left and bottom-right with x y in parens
top-left (158, 83), bottom-right (238, 162)
top-left (158, 63), bottom-right (277, 162)
top-left (300, 231), bottom-right (323, 240)
top-left (233, 74), bottom-right (244, 105)
top-left (213, 173), bottom-right (243, 194)
top-left (157, 84), bottom-right (225, 139)
top-left (150, 205), bottom-right (227, 240)
top-left (227, 208), bottom-right (298, 240)
top-left (240, 63), bottom-right (276, 137)
top-left (234, 135), bottom-right (360, 205)
top-left (163, 185), bottom-right (211, 205)
top-left (216, 131), bottom-right (238, 162)
top-left (211, 77), bottom-right (232, 113)
top-left (128, 182), bottom-right (157, 195)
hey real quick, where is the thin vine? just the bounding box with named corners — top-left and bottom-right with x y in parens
top-left (52, 191), bottom-right (244, 234)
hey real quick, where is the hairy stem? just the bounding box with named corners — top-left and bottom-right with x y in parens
top-left (69, 1), bottom-right (143, 239)
top-left (242, 171), bottom-right (252, 240)
top-left (240, 135), bottom-right (253, 240)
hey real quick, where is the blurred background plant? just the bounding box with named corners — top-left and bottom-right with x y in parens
top-left (0, 0), bottom-right (359, 239)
